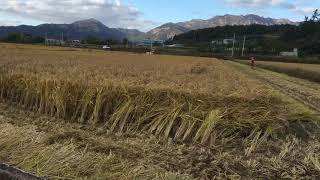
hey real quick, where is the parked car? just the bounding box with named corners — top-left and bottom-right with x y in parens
top-left (102, 45), bottom-right (111, 50)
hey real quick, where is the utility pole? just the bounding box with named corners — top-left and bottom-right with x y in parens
top-left (45, 32), bottom-right (47, 45)
top-left (20, 32), bottom-right (23, 43)
top-left (150, 39), bottom-right (153, 53)
top-left (211, 41), bottom-right (215, 55)
top-left (231, 33), bottom-right (235, 57)
top-left (242, 35), bottom-right (246, 56)
top-left (61, 32), bottom-right (64, 46)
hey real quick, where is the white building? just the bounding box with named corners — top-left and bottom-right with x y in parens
top-left (137, 39), bottom-right (164, 47)
top-left (280, 48), bottom-right (298, 57)
top-left (211, 40), bottom-right (223, 45)
top-left (223, 39), bottom-right (234, 45)
top-left (166, 44), bottom-right (184, 48)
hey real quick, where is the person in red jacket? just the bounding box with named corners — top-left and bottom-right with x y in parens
top-left (250, 57), bottom-right (255, 69)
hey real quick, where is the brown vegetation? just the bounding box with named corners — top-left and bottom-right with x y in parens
top-left (0, 43), bottom-right (319, 179)
top-left (0, 103), bottom-right (320, 179)
top-left (0, 43), bottom-right (302, 141)
top-left (236, 60), bottom-right (320, 83)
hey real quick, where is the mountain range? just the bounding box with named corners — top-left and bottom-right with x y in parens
top-left (0, 14), bottom-right (298, 42)
top-left (146, 14), bottom-right (297, 40)
top-left (0, 19), bottom-right (141, 42)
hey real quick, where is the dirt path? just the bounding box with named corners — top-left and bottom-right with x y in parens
top-left (227, 61), bottom-right (320, 115)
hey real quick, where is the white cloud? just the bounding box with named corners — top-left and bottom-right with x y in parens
top-left (0, 20), bottom-right (22, 26)
top-left (225, 0), bottom-right (316, 15)
top-left (115, 0), bottom-right (121, 6)
top-left (0, 0), bottom-right (156, 30)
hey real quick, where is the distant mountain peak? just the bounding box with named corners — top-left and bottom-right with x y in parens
top-left (146, 23), bottom-right (189, 40)
top-left (70, 18), bottom-right (107, 33)
top-left (147, 14), bottom-right (297, 40)
top-left (245, 14), bottom-right (261, 17)
top-left (159, 22), bottom-right (176, 27)
top-left (72, 18), bottom-right (101, 24)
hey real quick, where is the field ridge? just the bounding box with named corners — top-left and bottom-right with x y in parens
top-left (228, 61), bottom-right (320, 115)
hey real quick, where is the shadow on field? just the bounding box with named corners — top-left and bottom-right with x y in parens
top-left (0, 163), bottom-right (46, 180)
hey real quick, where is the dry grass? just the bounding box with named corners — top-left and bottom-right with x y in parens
top-left (0, 103), bottom-right (319, 179)
top-left (0, 111), bottom-right (195, 180)
top-left (1, 44), bottom-right (264, 95)
top-left (0, 43), bottom-right (319, 179)
top-left (236, 60), bottom-right (320, 83)
top-left (0, 43), bottom-right (305, 142)
top-left (230, 60), bottom-right (320, 113)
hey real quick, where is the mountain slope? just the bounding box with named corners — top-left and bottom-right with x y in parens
top-left (0, 19), bottom-right (144, 41)
top-left (145, 23), bottom-right (190, 40)
top-left (147, 14), bottom-right (297, 40)
top-left (0, 14), bottom-right (298, 42)
top-left (117, 28), bottom-right (145, 42)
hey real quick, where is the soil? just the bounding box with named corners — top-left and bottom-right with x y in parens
top-left (0, 163), bottom-right (45, 180)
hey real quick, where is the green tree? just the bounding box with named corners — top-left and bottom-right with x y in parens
top-left (6, 32), bottom-right (23, 42)
top-left (85, 36), bottom-right (102, 45)
top-left (311, 9), bottom-right (319, 22)
top-left (2, 32), bottom-right (44, 44)
top-left (122, 38), bottom-right (128, 45)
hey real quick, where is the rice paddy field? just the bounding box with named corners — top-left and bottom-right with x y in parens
top-left (0, 43), bottom-right (319, 179)
top-left (236, 60), bottom-right (320, 83)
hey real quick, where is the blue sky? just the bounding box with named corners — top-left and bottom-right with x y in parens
top-left (0, 0), bottom-right (318, 31)
top-left (131, 0), bottom-right (318, 22)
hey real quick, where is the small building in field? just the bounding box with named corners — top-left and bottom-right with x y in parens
top-left (280, 48), bottom-right (298, 57)
top-left (65, 40), bottom-right (82, 47)
top-left (45, 39), bottom-right (65, 46)
top-left (137, 39), bottom-right (164, 47)
top-left (223, 39), bottom-right (234, 45)
top-left (211, 40), bottom-right (223, 45)
top-left (212, 39), bottom-right (234, 45)
top-left (69, 40), bottom-right (81, 47)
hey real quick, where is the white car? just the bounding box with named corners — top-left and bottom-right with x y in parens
top-left (102, 45), bottom-right (111, 50)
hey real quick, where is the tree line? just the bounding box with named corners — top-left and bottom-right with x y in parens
top-left (1, 32), bottom-right (44, 44)
top-left (0, 32), bottom-right (132, 46)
